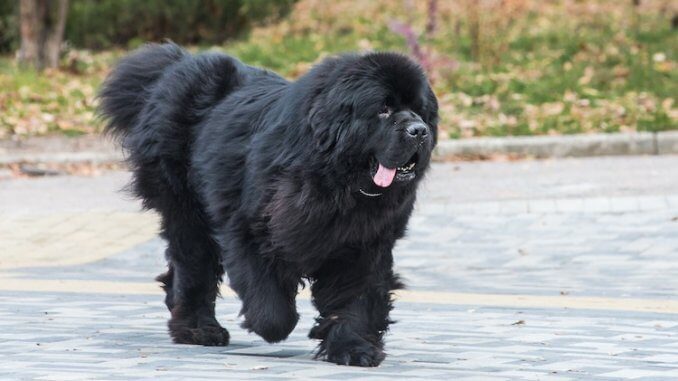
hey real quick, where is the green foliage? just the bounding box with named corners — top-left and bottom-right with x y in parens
top-left (225, 25), bottom-right (402, 76)
top-left (65, 0), bottom-right (295, 49)
top-left (0, 1), bottom-right (18, 53)
top-left (0, 0), bottom-right (295, 51)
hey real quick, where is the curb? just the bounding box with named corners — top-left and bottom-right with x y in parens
top-left (1, 131), bottom-right (677, 165)
top-left (0, 135), bottom-right (123, 165)
top-left (0, 151), bottom-right (123, 165)
top-left (434, 131), bottom-right (678, 160)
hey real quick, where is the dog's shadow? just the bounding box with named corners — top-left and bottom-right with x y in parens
top-left (214, 341), bottom-right (314, 360)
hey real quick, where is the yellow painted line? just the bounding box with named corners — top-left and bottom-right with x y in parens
top-left (395, 290), bottom-right (678, 314)
top-left (0, 277), bottom-right (163, 295)
top-left (0, 276), bottom-right (676, 314)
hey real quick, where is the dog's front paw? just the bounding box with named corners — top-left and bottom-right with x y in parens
top-left (325, 339), bottom-right (385, 367)
top-left (314, 323), bottom-right (386, 367)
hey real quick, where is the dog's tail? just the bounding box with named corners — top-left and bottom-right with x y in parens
top-left (98, 42), bottom-right (186, 140)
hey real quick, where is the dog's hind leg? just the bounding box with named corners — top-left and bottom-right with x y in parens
top-left (158, 206), bottom-right (230, 346)
top-left (155, 262), bottom-right (174, 311)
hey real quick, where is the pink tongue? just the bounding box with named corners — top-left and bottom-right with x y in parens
top-left (373, 164), bottom-right (396, 188)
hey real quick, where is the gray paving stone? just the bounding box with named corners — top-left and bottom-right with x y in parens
top-left (2, 292), bottom-right (677, 380)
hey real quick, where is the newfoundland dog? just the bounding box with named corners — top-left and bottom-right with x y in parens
top-left (99, 43), bottom-right (438, 367)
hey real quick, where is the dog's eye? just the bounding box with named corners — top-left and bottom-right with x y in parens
top-left (378, 105), bottom-right (393, 119)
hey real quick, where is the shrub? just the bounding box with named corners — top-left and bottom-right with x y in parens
top-left (67, 0), bottom-right (297, 49)
top-left (0, 1), bottom-right (18, 53)
top-left (0, 0), bottom-right (296, 52)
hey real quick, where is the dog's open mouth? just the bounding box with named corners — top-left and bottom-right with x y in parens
top-left (371, 152), bottom-right (419, 188)
top-left (396, 152), bottom-right (418, 177)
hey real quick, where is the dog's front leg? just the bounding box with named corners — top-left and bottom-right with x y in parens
top-left (309, 248), bottom-right (402, 367)
top-left (223, 231), bottom-right (301, 343)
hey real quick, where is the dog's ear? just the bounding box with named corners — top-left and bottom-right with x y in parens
top-left (422, 85), bottom-right (439, 145)
top-left (309, 98), bottom-right (351, 153)
top-left (309, 104), bottom-right (334, 152)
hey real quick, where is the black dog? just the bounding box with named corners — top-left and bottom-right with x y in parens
top-left (99, 43), bottom-right (438, 367)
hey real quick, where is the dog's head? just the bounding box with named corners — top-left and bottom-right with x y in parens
top-left (305, 52), bottom-right (438, 195)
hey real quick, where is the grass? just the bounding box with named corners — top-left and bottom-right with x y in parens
top-left (0, 50), bottom-right (116, 138)
top-left (0, 0), bottom-right (676, 139)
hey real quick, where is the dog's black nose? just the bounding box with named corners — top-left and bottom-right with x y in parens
top-left (406, 123), bottom-right (429, 138)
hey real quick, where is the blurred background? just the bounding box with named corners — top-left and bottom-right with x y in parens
top-left (0, 0), bottom-right (676, 141)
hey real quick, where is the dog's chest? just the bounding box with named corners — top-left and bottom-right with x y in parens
top-left (268, 198), bottom-right (405, 254)
top-left (262, 178), bottom-right (414, 265)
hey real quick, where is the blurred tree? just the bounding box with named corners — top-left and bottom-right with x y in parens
top-left (1, 1), bottom-right (295, 53)
top-left (18, 0), bottom-right (69, 69)
top-left (65, 0), bottom-right (295, 49)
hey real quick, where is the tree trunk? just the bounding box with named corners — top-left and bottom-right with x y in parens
top-left (18, 0), bottom-right (44, 68)
top-left (18, 0), bottom-right (69, 70)
top-left (44, 0), bottom-right (68, 68)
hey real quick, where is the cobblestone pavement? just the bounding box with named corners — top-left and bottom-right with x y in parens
top-left (1, 156), bottom-right (678, 380)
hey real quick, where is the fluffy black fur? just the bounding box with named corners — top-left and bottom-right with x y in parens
top-left (99, 43), bottom-right (438, 367)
